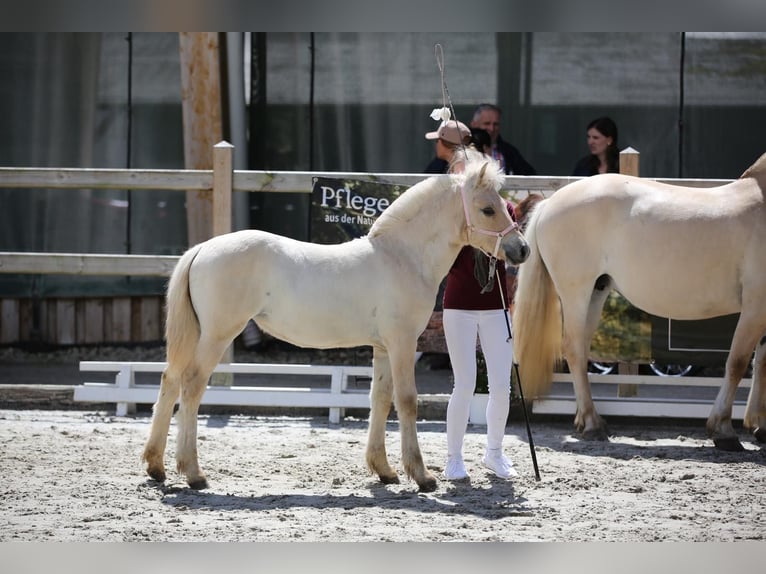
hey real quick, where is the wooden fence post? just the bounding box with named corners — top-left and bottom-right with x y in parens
top-left (179, 32), bottom-right (223, 246)
top-left (618, 147), bottom-right (640, 397)
top-left (210, 141), bottom-right (235, 386)
top-left (619, 147), bottom-right (640, 177)
top-left (213, 141), bottom-right (233, 237)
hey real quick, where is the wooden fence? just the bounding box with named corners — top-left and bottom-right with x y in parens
top-left (0, 141), bottom-right (583, 346)
top-left (1, 142), bottom-right (744, 419)
top-left (0, 145), bottom-right (729, 347)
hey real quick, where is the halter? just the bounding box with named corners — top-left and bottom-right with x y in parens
top-left (460, 182), bottom-right (518, 260)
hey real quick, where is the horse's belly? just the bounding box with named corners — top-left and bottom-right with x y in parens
top-left (616, 276), bottom-right (740, 320)
top-left (256, 314), bottom-right (372, 349)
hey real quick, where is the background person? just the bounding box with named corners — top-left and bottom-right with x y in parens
top-left (423, 119), bottom-right (472, 173)
top-left (470, 103), bottom-right (536, 176)
top-left (571, 116), bottom-right (619, 176)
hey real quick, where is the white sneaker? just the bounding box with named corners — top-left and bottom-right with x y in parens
top-left (444, 456), bottom-right (468, 480)
top-left (482, 449), bottom-right (519, 479)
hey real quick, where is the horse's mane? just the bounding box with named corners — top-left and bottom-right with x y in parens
top-left (369, 152), bottom-right (504, 238)
top-left (515, 193), bottom-right (545, 231)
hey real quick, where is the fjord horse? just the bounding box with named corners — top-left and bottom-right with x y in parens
top-left (513, 152), bottom-right (766, 450)
top-left (143, 153), bottom-right (529, 492)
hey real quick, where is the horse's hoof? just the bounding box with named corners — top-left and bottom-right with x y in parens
top-left (187, 477), bottom-right (209, 490)
top-left (147, 468), bottom-right (166, 483)
top-left (581, 428), bottom-right (609, 441)
top-left (713, 437), bottom-right (745, 452)
top-left (752, 427), bottom-right (766, 443)
top-left (418, 477), bottom-right (438, 493)
top-left (379, 474), bottom-right (400, 485)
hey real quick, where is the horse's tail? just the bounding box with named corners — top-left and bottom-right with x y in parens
top-left (164, 243), bottom-right (204, 371)
top-left (512, 200), bottom-right (562, 399)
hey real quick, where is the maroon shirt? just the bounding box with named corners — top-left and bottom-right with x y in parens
top-left (443, 201), bottom-right (515, 311)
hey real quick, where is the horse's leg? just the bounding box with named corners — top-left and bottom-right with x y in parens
top-left (366, 348), bottom-right (399, 485)
top-left (562, 284), bottom-right (611, 441)
top-left (706, 316), bottom-right (761, 451)
top-left (142, 367), bottom-right (182, 482)
top-left (744, 335), bottom-right (766, 443)
top-left (175, 336), bottom-right (231, 489)
top-left (388, 340), bottom-right (437, 492)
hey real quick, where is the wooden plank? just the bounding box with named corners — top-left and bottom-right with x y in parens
top-left (80, 361), bottom-right (373, 377)
top-left (40, 300), bottom-right (50, 343)
top-left (55, 299), bottom-right (76, 345)
top-left (74, 383), bottom-right (371, 409)
top-left (550, 372), bottom-right (752, 389)
top-left (76, 361), bottom-right (374, 417)
top-left (0, 166), bottom-right (728, 196)
top-left (0, 299), bottom-right (19, 343)
top-left (0, 252), bottom-right (178, 276)
top-left (0, 167), bottom-right (211, 190)
top-left (109, 297), bottom-right (132, 343)
top-left (138, 297), bottom-right (162, 342)
top-left (75, 300), bottom-right (85, 345)
top-left (533, 396), bottom-right (746, 420)
top-left (18, 298), bottom-right (33, 342)
top-left (83, 299), bottom-right (104, 344)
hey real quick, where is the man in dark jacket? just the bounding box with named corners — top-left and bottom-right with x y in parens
top-left (470, 103), bottom-right (536, 176)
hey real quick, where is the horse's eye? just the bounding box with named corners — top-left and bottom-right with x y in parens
top-left (481, 207), bottom-right (496, 216)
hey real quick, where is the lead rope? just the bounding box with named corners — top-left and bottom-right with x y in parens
top-left (497, 267), bottom-right (541, 481)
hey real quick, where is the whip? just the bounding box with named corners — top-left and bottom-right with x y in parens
top-left (497, 268), bottom-right (541, 481)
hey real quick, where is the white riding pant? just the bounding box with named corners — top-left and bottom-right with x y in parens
top-left (443, 308), bottom-right (513, 457)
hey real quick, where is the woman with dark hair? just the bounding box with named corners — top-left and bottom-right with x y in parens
top-left (572, 116), bottom-right (619, 176)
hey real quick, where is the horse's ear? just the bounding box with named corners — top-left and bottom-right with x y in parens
top-left (479, 162), bottom-right (488, 180)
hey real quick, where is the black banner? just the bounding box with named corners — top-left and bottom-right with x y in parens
top-left (650, 314), bottom-right (738, 367)
top-left (309, 177), bottom-right (405, 243)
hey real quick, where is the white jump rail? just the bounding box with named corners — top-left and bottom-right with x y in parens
top-left (76, 361), bottom-right (373, 423)
top-left (531, 372), bottom-right (752, 419)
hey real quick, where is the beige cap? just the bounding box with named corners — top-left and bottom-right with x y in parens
top-left (425, 120), bottom-right (471, 145)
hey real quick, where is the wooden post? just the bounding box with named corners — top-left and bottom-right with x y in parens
top-left (179, 32), bottom-right (223, 246)
top-left (619, 146), bottom-right (640, 177)
top-left (618, 147), bottom-right (640, 397)
top-left (179, 33), bottom-right (232, 385)
top-left (210, 140), bottom-right (235, 385)
top-left (212, 141), bottom-right (233, 237)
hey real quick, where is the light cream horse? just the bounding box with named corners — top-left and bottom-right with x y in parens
top-left (142, 154), bottom-right (529, 492)
top-left (514, 152), bottom-right (766, 451)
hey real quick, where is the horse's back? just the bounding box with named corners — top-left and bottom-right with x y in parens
top-left (186, 228), bottom-right (434, 349)
top-left (535, 173), bottom-right (766, 319)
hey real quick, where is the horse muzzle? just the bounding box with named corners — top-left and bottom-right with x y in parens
top-left (503, 235), bottom-right (530, 265)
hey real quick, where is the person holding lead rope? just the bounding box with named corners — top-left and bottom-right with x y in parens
top-left (423, 114), bottom-right (519, 480)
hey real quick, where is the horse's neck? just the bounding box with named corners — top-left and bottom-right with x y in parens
top-left (372, 184), bottom-right (465, 288)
